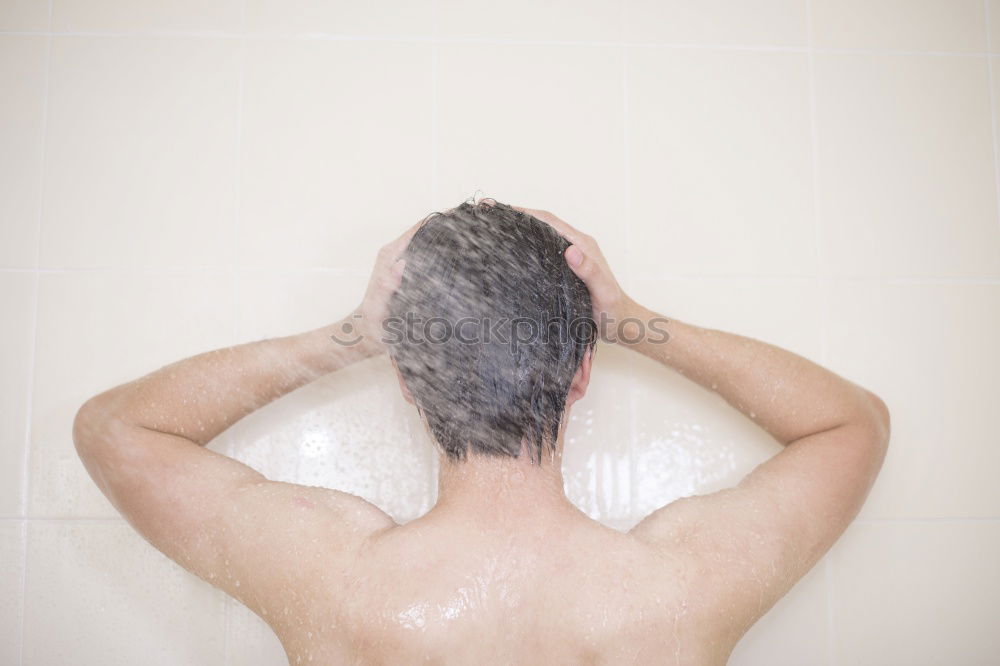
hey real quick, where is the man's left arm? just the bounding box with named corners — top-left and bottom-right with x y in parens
top-left (73, 319), bottom-right (391, 603)
top-left (73, 222), bottom-right (419, 612)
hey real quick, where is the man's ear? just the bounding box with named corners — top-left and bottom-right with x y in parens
top-left (565, 346), bottom-right (594, 408)
top-left (390, 357), bottom-right (415, 405)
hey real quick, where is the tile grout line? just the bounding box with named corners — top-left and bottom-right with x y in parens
top-left (804, 3), bottom-right (836, 662)
top-left (0, 266), bottom-right (364, 275)
top-left (985, 0), bottom-right (1000, 245)
top-left (430, 0), bottom-right (437, 209)
top-left (805, 25), bottom-right (829, 373)
top-left (0, 28), bottom-right (997, 57)
top-left (17, 251), bottom-right (37, 664)
top-left (16, 518), bottom-right (26, 666)
top-left (230, 1), bottom-right (246, 350)
top-left (5, 267), bottom-right (999, 283)
top-left (619, 0), bottom-right (630, 289)
top-left (223, 5), bottom-right (247, 661)
top-left (18, 4), bottom-right (54, 661)
top-left (16, 517), bottom-right (27, 666)
top-left (1, 516), bottom-right (125, 523)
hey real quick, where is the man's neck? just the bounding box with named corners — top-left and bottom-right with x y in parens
top-left (428, 442), bottom-right (584, 525)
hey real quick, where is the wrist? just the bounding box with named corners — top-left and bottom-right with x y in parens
top-left (616, 293), bottom-right (641, 323)
top-left (604, 294), bottom-right (636, 345)
top-left (611, 297), bottom-right (663, 349)
top-left (336, 309), bottom-right (384, 358)
top-left (299, 314), bottom-right (380, 374)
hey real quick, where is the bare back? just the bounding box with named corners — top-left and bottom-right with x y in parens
top-left (261, 503), bottom-right (741, 666)
top-left (75, 412), bottom-right (884, 665)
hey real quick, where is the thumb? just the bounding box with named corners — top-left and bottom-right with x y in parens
top-left (565, 245), bottom-right (594, 281)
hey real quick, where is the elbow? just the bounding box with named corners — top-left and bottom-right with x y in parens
top-left (72, 397), bottom-right (103, 460)
top-left (73, 397), bottom-right (142, 500)
top-left (72, 396), bottom-right (128, 461)
top-left (857, 389), bottom-right (891, 450)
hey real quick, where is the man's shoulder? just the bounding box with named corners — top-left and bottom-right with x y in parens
top-left (224, 480), bottom-right (397, 589)
top-left (235, 480), bottom-right (394, 525)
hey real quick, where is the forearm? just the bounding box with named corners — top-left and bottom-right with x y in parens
top-left (82, 314), bottom-right (377, 446)
top-left (623, 299), bottom-right (887, 446)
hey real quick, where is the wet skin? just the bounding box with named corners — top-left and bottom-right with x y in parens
top-left (73, 208), bottom-right (890, 664)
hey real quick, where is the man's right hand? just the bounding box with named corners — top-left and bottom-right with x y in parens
top-left (510, 206), bottom-right (635, 343)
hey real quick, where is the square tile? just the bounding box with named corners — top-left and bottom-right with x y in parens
top-left (244, 0), bottom-right (432, 37)
top-left (239, 40), bottom-right (432, 272)
top-left (831, 521), bottom-right (1000, 664)
top-left (51, 0), bottom-right (242, 33)
top-left (41, 36), bottom-right (240, 269)
top-left (434, 43), bottom-right (627, 276)
top-left (814, 53), bottom-right (1000, 277)
top-left (0, 522), bottom-right (25, 666)
top-left (991, 1), bottom-right (1000, 53)
top-left (0, 272), bottom-right (35, 516)
top-left (627, 47), bottom-right (816, 277)
top-left (994, 56), bottom-right (1000, 167)
top-left (435, 0), bottom-right (621, 42)
top-left (826, 282), bottom-right (1000, 519)
top-left (629, 277), bottom-right (824, 362)
top-left (624, 0), bottom-right (807, 47)
top-left (811, 0), bottom-right (987, 52)
top-left (0, 0), bottom-right (49, 31)
top-left (30, 271), bottom-right (233, 518)
top-left (23, 520), bottom-right (226, 665)
top-left (235, 271), bottom-right (367, 342)
top-left (0, 36), bottom-right (47, 268)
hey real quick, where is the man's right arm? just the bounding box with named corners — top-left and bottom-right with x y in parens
top-left (624, 302), bottom-right (890, 563)
top-left (625, 309), bottom-right (888, 643)
top-left (513, 206), bottom-right (889, 644)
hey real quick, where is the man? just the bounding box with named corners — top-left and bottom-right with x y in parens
top-left (73, 200), bottom-right (890, 665)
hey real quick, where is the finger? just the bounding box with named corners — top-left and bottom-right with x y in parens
top-left (510, 205), bottom-right (583, 244)
top-left (565, 244), bottom-right (584, 268)
top-left (564, 244), bottom-right (596, 281)
top-left (510, 204), bottom-right (542, 216)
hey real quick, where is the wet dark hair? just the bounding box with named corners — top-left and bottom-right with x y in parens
top-left (387, 199), bottom-right (596, 464)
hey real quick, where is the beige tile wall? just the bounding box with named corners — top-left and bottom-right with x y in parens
top-left (1, 0), bottom-right (998, 664)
